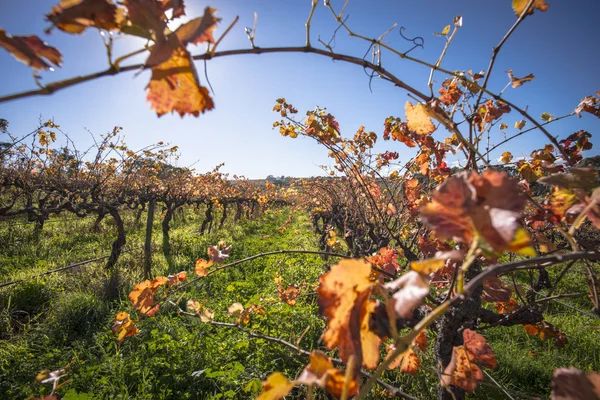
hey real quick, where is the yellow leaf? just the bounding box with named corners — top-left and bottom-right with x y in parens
top-left (441, 25), bottom-right (451, 35)
top-left (501, 151), bottom-right (513, 164)
top-left (508, 228), bottom-right (536, 257)
top-left (257, 372), bottom-right (295, 400)
top-left (405, 102), bottom-right (436, 135)
top-left (410, 258), bottom-right (445, 275)
top-left (512, 0), bottom-right (549, 16)
top-left (514, 120), bottom-right (527, 130)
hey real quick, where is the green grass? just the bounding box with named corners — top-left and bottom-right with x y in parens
top-left (0, 208), bottom-right (598, 399)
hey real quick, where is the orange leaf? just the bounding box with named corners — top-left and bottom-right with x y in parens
top-left (324, 369), bottom-right (359, 399)
top-left (167, 271), bottom-right (187, 286)
top-left (317, 259), bottom-right (375, 373)
top-left (194, 259), bottom-right (213, 276)
top-left (441, 346), bottom-right (484, 392)
top-left (277, 284), bottom-right (300, 306)
top-left (386, 345), bottom-right (420, 375)
top-left (414, 330), bottom-right (428, 352)
top-left (296, 351), bottom-right (359, 399)
top-left (112, 312), bottom-right (139, 342)
top-left (146, 47), bottom-right (214, 117)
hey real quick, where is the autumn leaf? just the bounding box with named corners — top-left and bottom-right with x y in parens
top-left (167, 271), bottom-right (187, 286)
top-left (541, 112), bottom-right (553, 121)
top-left (47, 0), bottom-right (119, 34)
top-left (439, 79), bottom-right (463, 105)
top-left (112, 312), bottom-right (139, 342)
top-left (551, 367), bottom-right (600, 400)
top-left (481, 276), bottom-right (512, 303)
top-left (146, 47), bottom-right (214, 117)
top-left (297, 350), bottom-right (334, 386)
top-left (194, 258), bottom-right (213, 276)
top-left (507, 69), bottom-right (535, 88)
top-left (366, 247), bottom-right (401, 276)
top-left (494, 297), bottom-right (518, 314)
top-left (462, 329), bottom-right (497, 370)
top-left (0, 30), bottom-right (62, 70)
top-left (257, 372), bottom-right (295, 400)
top-left (550, 187), bottom-right (578, 219)
top-left (501, 151), bottom-right (513, 164)
top-left (410, 252), bottom-right (461, 275)
top-left (160, 0), bottom-right (186, 19)
top-left (522, 321), bottom-right (568, 348)
top-left (296, 351), bottom-right (359, 399)
top-left (514, 120), bottom-right (527, 130)
top-left (277, 284), bottom-right (300, 306)
top-left (574, 95), bottom-right (600, 119)
top-left (129, 280), bottom-right (160, 316)
top-left (187, 299), bottom-right (202, 314)
top-left (227, 302), bottom-right (244, 319)
top-left (420, 170), bottom-right (533, 255)
top-left (512, 0), bottom-right (549, 16)
top-left (200, 308), bottom-right (214, 323)
top-left (175, 7), bottom-right (221, 46)
top-left (207, 244), bottom-right (232, 262)
top-left (405, 102), bottom-right (436, 135)
top-left (317, 259), bottom-right (378, 372)
top-left (539, 168), bottom-right (598, 191)
top-left (386, 345), bottom-right (420, 375)
top-left (441, 346), bottom-right (484, 392)
top-left (384, 270), bottom-right (430, 319)
top-left (414, 330), bottom-right (428, 352)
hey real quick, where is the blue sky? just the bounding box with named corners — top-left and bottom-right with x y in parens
top-left (0, 0), bottom-right (599, 178)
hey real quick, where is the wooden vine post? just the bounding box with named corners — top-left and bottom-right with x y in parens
top-left (144, 199), bottom-right (156, 279)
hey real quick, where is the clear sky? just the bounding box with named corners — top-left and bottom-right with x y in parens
top-left (0, 0), bottom-right (599, 178)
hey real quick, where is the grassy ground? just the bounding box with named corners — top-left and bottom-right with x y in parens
top-left (0, 208), bottom-right (598, 399)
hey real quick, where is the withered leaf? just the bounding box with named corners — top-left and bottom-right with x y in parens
top-left (507, 69), bottom-right (535, 88)
top-left (207, 243), bottom-right (232, 262)
top-left (539, 168), bottom-right (598, 191)
top-left (0, 30), bottom-right (62, 70)
top-left (47, 0), bottom-right (119, 34)
top-left (481, 276), bottom-right (512, 303)
top-left (175, 7), bottom-right (221, 46)
top-left (551, 367), bottom-right (600, 400)
top-left (384, 270), bottom-right (430, 319)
